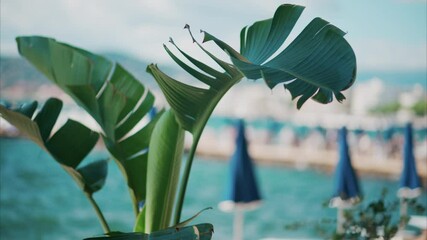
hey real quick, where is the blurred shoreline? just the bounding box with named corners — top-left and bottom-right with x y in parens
top-left (193, 135), bottom-right (427, 186)
top-left (2, 125), bottom-right (425, 185)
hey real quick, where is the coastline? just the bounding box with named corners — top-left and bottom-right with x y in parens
top-left (193, 137), bottom-right (427, 186)
top-left (1, 133), bottom-right (426, 186)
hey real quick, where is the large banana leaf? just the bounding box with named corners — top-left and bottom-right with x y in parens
top-left (16, 36), bottom-right (161, 214)
top-left (85, 223), bottom-right (213, 240)
top-left (202, 4), bottom-right (357, 109)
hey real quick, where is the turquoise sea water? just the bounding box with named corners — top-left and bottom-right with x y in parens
top-left (1, 138), bottom-right (426, 239)
top-left (356, 70), bottom-right (427, 89)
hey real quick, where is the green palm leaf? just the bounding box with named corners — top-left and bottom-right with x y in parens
top-left (0, 98), bottom-right (106, 195)
top-left (1, 101), bottom-right (45, 147)
top-left (1, 98), bottom-right (111, 232)
top-left (16, 36), bottom-right (160, 214)
top-left (202, 4), bottom-right (357, 109)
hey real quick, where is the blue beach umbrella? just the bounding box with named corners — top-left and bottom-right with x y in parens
top-left (398, 123), bottom-right (422, 230)
top-left (219, 119), bottom-right (261, 240)
top-left (331, 127), bottom-right (362, 205)
top-left (398, 123), bottom-right (422, 198)
top-left (148, 106), bottom-right (157, 120)
top-left (330, 127), bottom-right (362, 233)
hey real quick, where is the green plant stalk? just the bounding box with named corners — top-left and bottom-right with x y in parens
top-left (85, 192), bottom-right (111, 234)
top-left (173, 72), bottom-right (244, 224)
top-left (67, 167), bottom-right (111, 233)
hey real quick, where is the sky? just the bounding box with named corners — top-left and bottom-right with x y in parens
top-left (1, 0), bottom-right (426, 73)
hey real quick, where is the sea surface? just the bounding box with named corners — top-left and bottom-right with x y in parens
top-left (356, 70), bottom-right (427, 89)
top-left (0, 138), bottom-right (426, 239)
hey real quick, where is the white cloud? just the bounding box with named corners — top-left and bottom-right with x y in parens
top-left (1, 0), bottom-right (184, 59)
top-left (1, 0), bottom-right (289, 63)
top-left (1, 0), bottom-right (426, 72)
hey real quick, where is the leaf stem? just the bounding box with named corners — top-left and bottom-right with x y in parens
top-left (85, 192), bottom-right (111, 234)
top-left (173, 147), bottom-right (198, 224)
top-left (173, 74), bottom-right (243, 224)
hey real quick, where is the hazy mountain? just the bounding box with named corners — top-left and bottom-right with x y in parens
top-left (102, 52), bottom-right (179, 90)
top-left (0, 52), bottom-right (182, 91)
top-left (0, 56), bottom-right (50, 88)
top-left (2, 53), bottom-right (425, 117)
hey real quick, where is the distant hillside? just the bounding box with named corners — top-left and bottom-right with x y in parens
top-left (0, 53), bottom-right (183, 91)
top-left (102, 52), bottom-right (164, 90)
top-left (0, 57), bottom-right (50, 87)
